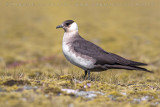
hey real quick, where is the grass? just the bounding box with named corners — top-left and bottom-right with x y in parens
top-left (0, 0), bottom-right (160, 106)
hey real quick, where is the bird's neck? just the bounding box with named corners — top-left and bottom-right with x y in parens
top-left (63, 31), bottom-right (79, 43)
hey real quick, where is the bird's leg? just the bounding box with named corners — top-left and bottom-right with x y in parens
top-left (87, 70), bottom-right (90, 80)
top-left (84, 70), bottom-right (87, 79)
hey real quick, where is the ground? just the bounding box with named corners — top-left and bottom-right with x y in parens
top-left (0, 0), bottom-right (160, 107)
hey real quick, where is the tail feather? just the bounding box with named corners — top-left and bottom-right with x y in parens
top-left (105, 64), bottom-right (153, 73)
top-left (128, 60), bottom-right (148, 66)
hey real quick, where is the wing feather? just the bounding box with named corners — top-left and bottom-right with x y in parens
top-left (72, 39), bottom-right (147, 66)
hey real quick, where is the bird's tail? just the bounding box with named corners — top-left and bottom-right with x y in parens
top-left (105, 65), bottom-right (153, 73)
top-left (128, 60), bottom-right (148, 66)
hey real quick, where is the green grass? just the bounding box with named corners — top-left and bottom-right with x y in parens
top-left (0, 0), bottom-right (160, 106)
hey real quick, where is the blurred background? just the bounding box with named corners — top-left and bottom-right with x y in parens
top-left (0, 0), bottom-right (160, 71)
top-left (0, 0), bottom-right (160, 106)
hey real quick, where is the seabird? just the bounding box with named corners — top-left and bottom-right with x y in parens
top-left (56, 20), bottom-right (153, 80)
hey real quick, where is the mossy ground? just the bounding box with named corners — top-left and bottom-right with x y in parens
top-left (0, 0), bottom-right (160, 107)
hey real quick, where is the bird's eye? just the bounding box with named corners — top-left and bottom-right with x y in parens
top-left (66, 23), bottom-right (69, 26)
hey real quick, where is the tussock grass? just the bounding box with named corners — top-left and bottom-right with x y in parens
top-left (0, 0), bottom-right (160, 106)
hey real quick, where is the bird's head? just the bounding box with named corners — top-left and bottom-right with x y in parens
top-left (56, 20), bottom-right (78, 32)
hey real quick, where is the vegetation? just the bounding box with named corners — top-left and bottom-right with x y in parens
top-left (0, 0), bottom-right (160, 106)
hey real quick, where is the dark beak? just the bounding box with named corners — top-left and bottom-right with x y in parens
top-left (56, 25), bottom-right (63, 29)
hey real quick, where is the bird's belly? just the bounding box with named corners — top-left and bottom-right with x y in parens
top-left (63, 43), bottom-right (94, 70)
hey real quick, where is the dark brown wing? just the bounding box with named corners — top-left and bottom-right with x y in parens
top-left (72, 39), bottom-right (147, 66)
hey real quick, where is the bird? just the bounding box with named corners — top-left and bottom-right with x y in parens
top-left (56, 20), bottom-right (153, 80)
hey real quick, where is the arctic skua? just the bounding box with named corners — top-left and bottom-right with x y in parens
top-left (56, 20), bottom-right (153, 80)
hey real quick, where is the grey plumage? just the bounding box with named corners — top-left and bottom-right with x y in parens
top-left (72, 34), bottom-right (151, 72)
top-left (56, 20), bottom-right (153, 80)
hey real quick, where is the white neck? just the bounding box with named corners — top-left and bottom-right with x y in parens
top-left (63, 31), bottom-right (78, 44)
top-left (66, 22), bottom-right (78, 32)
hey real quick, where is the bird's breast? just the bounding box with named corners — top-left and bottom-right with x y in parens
top-left (62, 35), bottom-right (95, 70)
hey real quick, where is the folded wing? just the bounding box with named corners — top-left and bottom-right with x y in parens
top-left (73, 39), bottom-right (147, 66)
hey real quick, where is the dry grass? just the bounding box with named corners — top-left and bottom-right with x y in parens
top-left (0, 0), bottom-right (160, 107)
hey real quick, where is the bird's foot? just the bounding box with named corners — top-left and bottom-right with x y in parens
top-left (87, 71), bottom-right (90, 80)
top-left (83, 70), bottom-right (91, 80)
